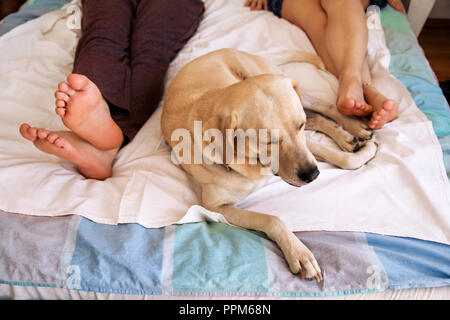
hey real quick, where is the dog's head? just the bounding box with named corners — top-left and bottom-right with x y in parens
top-left (202, 74), bottom-right (319, 186)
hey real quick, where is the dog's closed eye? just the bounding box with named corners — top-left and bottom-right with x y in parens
top-left (298, 123), bottom-right (305, 131)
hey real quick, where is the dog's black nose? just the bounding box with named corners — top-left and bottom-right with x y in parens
top-left (297, 166), bottom-right (320, 183)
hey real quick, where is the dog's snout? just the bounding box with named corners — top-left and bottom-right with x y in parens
top-left (297, 166), bottom-right (320, 183)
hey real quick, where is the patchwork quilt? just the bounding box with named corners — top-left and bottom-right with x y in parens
top-left (0, 3), bottom-right (449, 298)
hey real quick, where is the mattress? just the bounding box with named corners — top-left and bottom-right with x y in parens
top-left (0, 0), bottom-right (449, 300)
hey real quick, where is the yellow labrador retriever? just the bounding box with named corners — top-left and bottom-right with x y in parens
top-left (162, 48), bottom-right (377, 281)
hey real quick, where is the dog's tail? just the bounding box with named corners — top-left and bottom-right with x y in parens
top-left (263, 51), bottom-right (325, 71)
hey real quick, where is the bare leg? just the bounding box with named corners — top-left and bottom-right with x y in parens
top-left (279, 0), bottom-right (398, 129)
top-left (281, 0), bottom-right (372, 116)
top-left (281, 0), bottom-right (338, 76)
top-left (319, 0), bottom-right (373, 116)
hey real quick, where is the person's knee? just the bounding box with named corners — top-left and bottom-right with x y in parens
top-left (361, 0), bottom-right (370, 8)
top-left (320, 0), bottom-right (344, 7)
top-left (282, 0), bottom-right (327, 36)
top-left (320, 0), bottom-right (366, 10)
top-left (310, 11), bottom-right (327, 38)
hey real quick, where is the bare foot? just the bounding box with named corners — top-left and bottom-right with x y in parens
top-left (19, 123), bottom-right (118, 180)
top-left (336, 74), bottom-right (373, 117)
top-left (363, 84), bottom-right (399, 130)
top-left (55, 74), bottom-right (123, 150)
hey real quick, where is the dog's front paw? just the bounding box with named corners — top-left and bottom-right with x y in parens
top-left (338, 134), bottom-right (364, 152)
top-left (282, 233), bottom-right (322, 282)
top-left (342, 117), bottom-right (373, 141)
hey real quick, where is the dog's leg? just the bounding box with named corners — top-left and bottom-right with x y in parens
top-left (306, 101), bottom-right (373, 141)
top-left (306, 111), bottom-right (363, 152)
top-left (207, 204), bottom-right (322, 282)
top-left (307, 139), bottom-right (377, 170)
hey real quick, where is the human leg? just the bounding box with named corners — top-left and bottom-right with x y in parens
top-left (281, 0), bottom-right (372, 116)
top-left (280, 0), bottom-right (338, 76)
top-left (58, 0), bottom-right (141, 148)
top-left (318, 0), bottom-right (373, 116)
top-left (19, 0), bottom-right (137, 178)
top-left (72, 0), bottom-right (136, 112)
top-left (122, 0), bottom-right (204, 140)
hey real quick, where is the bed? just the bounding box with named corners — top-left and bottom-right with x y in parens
top-left (0, 0), bottom-right (449, 300)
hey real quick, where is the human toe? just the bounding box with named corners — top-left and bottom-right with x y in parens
top-left (58, 81), bottom-right (76, 96)
top-left (19, 123), bottom-right (38, 141)
top-left (55, 90), bottom-right (69, 102)
top-left (46, 132), bottom-right (60, 144)
top-left (67, 74), bottom-right (91, 91)
top-left (55, 99), bottom-right (66, 108)
top-left (36, 128), bottom-right (50, 139)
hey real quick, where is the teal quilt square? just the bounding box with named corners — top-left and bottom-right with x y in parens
top-left (172, 222), bottom-right (269, 293)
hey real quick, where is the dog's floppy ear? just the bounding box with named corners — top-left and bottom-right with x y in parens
top-left (291, 79), bottom-right (303, 104)
top-left (201, 111), bottom-right (240, 166)
top-left (223, 111), bottom-right (239, 168)
top-left (223, 110), bottom-right (265, 178)
top-left (225, 111), bottom-right (259, 165)
top-left (201, 114), bottom-right (226, 165)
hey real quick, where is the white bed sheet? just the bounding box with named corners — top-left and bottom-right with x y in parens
top-left (0, 0), bottom-right (449, 244)
top-left (1, 283), bottom-right (449, 300)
